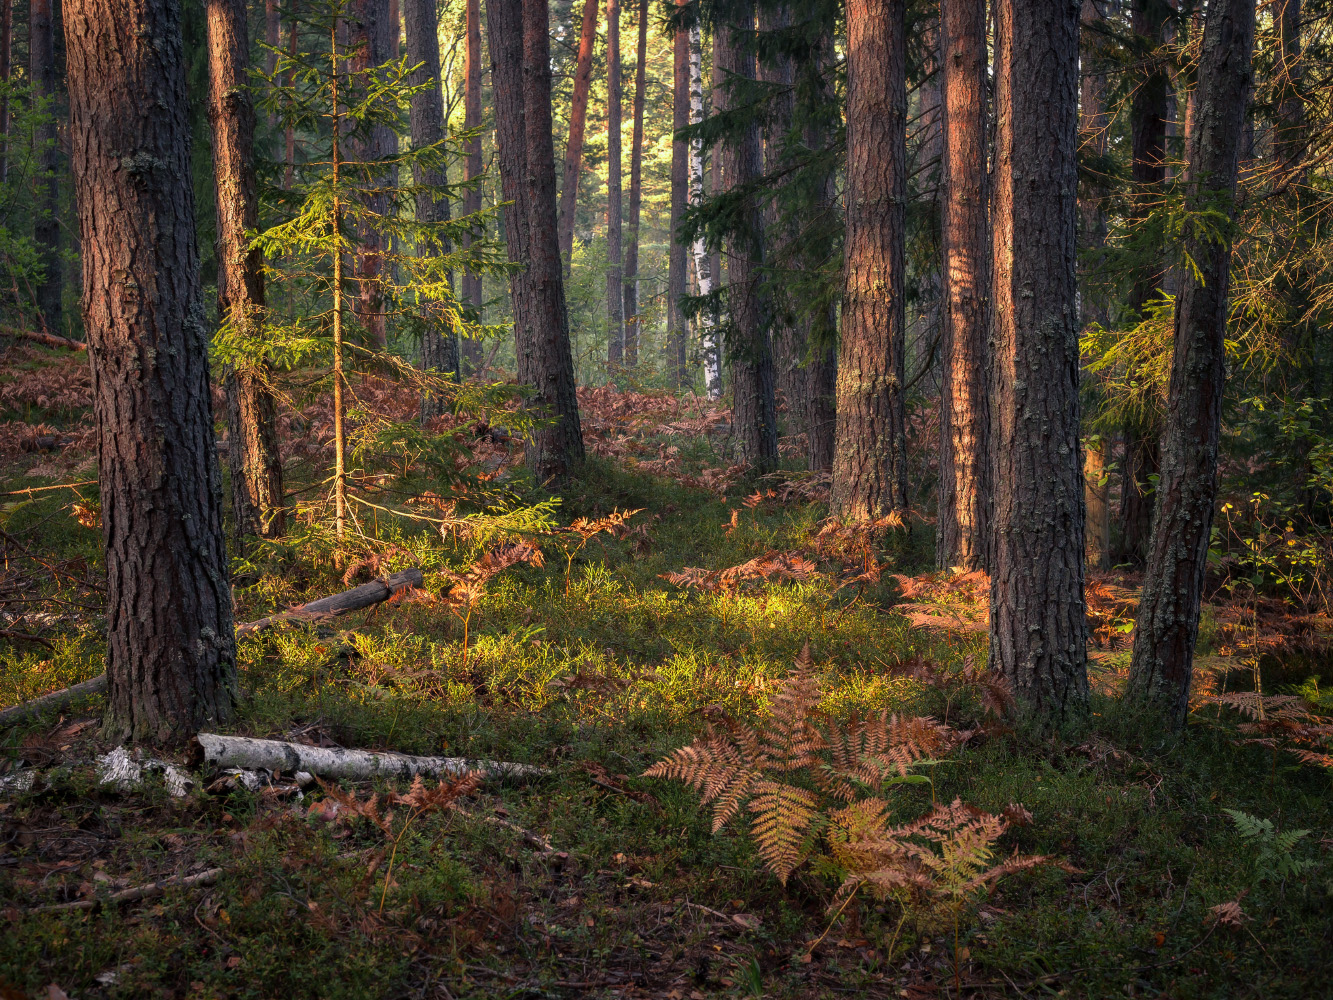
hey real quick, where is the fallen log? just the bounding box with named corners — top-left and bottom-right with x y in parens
top-left (0, 673), bottom-right (107, 728)
top-left (235, 567), bottom-right (424, 637)
top-left (191, 732), bottom-right (546, 783)
top-left (0, 569), bottom-right (425, 727)
top-left (0, 324), bottom-right (87, 352)
top-left (29, 867), bottom-right (222, 913)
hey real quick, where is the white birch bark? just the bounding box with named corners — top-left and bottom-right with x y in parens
top-left (688, 23), bottom-right (721, 399)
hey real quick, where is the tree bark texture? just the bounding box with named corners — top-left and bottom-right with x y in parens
top-left (405, 0), bottom-right (459, 407)
top-left (31, 0), bottom-right (61, 334)
top-left (461, 0), bottom-right (484, 373)
top-left (666, 0), bottom-right (689, 387)
top-left (936, 0), bottom-right (989, 570)
top-left (65, 0), bottom-right (237, 743)
top-left (605, 0), bottom-right (624, 364)
top-left (689, 21), bottom-right (720, 398)
top-left (346, 0), bottom-right (393, 349)
top-left (832, 0), bottom-right (907, 520)
top-left (558, 0), bottom-right (598, 273)
top-left (989, 0), bottom-right (1088, 720)
top-left (1126, 0), bottom-right (1255, 727)
top-left (621, 0), bottom-right (648, 367)
top-left (486, 0), bottom-right (585, 479)
top-left (717, 0), bottom-right (777, 470)
top-left (207, 0), bottom-right (285, 545)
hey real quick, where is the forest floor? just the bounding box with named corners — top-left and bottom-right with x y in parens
top-left (0, 342), bottom-right (1331, 999)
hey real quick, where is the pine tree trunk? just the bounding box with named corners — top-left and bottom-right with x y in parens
top-left (936, 0), bottom-right (989, 570)
top-left (284, 17), bottom-right (297, 192)
top-left (605, 0), bottom-right (624, 366)
top-left (689, 21), bottom-right (720, 398)
top-left (207, 0), bottom-right (285, 546)
top-left (621, 0), bottom-right (647, 368)
top-left (1275, 0), bottom-right (1304, 174)
top-left (1126, 0), bottom-right (1255, 727)
top-left (666, 0), bottom-right (689, 388)
top-left (0, 0), bottom-right (11, 183)
top-left (1084, 436), bottom-right (1110, 570)
top-left (405, 0), bottom-right (459, 412)
top-left (802, 32), bottom-right (837, 473)
top-left (264, 0), bottom-right (280, 133)
top-left (65, 0), bottom-right (237, 743)
top-left (989, 0), bottom-right (1088, 719)
top-left (486, 0), bottom-right (585, 479)
top-left (832, 0), bottom-right (907, 520)
top-left (31, 0), bottom-right (61, 334)
top-left (558, 0), bottom-right (598, 273)
top-left (460, 0), bottom-right (484, 374)
top-left (716, 0), bottom-right (776, 470)
top-left (346, 0), bottom-right (392, 349)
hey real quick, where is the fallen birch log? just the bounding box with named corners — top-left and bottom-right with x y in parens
top-left (29, 867), bottom-right (222, 913)
top-left (191, 733), bottom-right (546, 783)
top-left (235, 567), bottom-right (424, 637)
top-left (0, 570), bottom-right (425, 728)
top-left (0, 673), bottom-right (107, 728)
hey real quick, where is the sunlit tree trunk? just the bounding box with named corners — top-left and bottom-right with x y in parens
top-left (832, 0), bottom-right (907, 520)
top-left (717, 0), bottom-right (776, 470)
top-left (558, 0), bottom-right (598, 273)
top-left (66, 0), bottom-right (236, 742)
top-left (460, 0), bottom-right (484, 374)
top-left (803, 35), bottom-right (838, 473)
top-left (605, 0), bottom-right (624, 366)
top-left (989, 0), bottom-right (1088, 720)
top-left (622, 0), bottom-right (647, 367)
top-left (31, 0), bottom-right (61, 334)
top-left (487, 0), bottom-right (585, 479)
top-left (1127, 0), bottom-right (1255, 727)
top-left (667, 0), bottom-right (689, 388)
top-left (405, 0), bottom-right (458, 413)
top-left (936, 0), bottom-right (989, 570)
top-left (689, 21), bottom-right (720, 398)
top-left (207, 0), bottom-right (285, 545)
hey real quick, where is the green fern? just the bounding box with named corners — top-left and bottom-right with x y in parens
top-left (1223, 808), bottom-right (1316, 884)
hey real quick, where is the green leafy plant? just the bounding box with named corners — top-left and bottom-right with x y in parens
top-left (1222, 809), bottom-right (1316, 887)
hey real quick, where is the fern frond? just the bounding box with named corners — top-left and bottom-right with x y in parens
top-left (762, 660), bottom-right (827, 772)
top-left (749, 780), bottom-right (820, 884)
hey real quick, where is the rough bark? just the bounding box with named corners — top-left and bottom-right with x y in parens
top-left (207, 0), bottom-right (285, 546)
top-left (666, 0), bottom-right (689, 387)
top-left (486, 0), bottom-right (585, 479)
top-left (605, 0), bottom-right (624, 365)
top-left (802, 34), bottom-right (838, 473)
top-left (0, 0), bottom-right (11, 183)
top-left (689, 22), bottom-right (720, 397)
top-left (460, 0), bottom-right (484, 373)
top-left (1126, 0), bottom-right (1255, 727)
top-left (832, 0), bottom-right (907, 520)
top-left (717, 0), bottom-right (777, 470)
top-left (557, 0), bottom-right (598, 272)
top-left (936, 0), bottom-right (989, 570)
top-left (989, 0), bottom-right (1087, 720)
top-left (405, 0), bottom-right (459, 410)
top-left (31, 0), bottom-right (61, 334)
top-left (621, 0), bottom-right (648, 367)
top-left (65, 0), bottom-right (237, 743)
top-left (346, 0), bottom-right (393, 348)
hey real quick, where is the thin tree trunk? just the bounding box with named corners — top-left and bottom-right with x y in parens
top-left (264, 0), bottom-right (280, 133)
top-left (605, 0), bottom-right (624, 367)
top-left (666, 0), bottom-right (689, 388)
top-left (207, 0), bottom-right (285, 545)
top-left (1126, 0), bottom-right (1255, 727)
top-left (622, 0), bottom-right (647, 367)
top-left (989, 0), bottom-right (1087, 720)
top-left (936, 0), bottom-right (989, 570)
top-left (832, 0), bottom-right (907, 520)
top-left (486, 0), bottom-right (585, 479)
top-left (346, 0), bottom-right (392, 349)
top-left (284, 16), bottom-right (297, 191)
top-left (65, 0), bottom-right (237, 743)
top-left (689, 21), bottom-right (720, 398)
top-left (0, 0), bottom-right (11, 183)
top-left (557, 0), bottom-right (598, 273)
top-left (1275, 0), bottom-right (1303, 176)
top-left (1084, 437), bottom-right (1110, 570)
top-left (803, 36), bottom-right (837, 473)
top-left (717, 0), bottom-right (776, 470)
top-left (31, 0), bottom-right (61, 334)
top-left (330, 24), bottom-right (348, 540)
top-left (460, 0), bottom-right (484, 374)
top-left (405, 0), bottom-right (459, 415)
top-left (709, 27), bottom-right (723, 379)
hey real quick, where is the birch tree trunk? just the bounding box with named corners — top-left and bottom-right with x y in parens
top-left (1126, 0), bottom-right (1255, 727)
top-left (832, 0), bottom-right (908, 520)
top-left (989, 0), bottom-right (1088, 720)
top-left (688, 22), bottom-right (720, 399)
top-left (557, 0), bottom-right (598, 272)
top-left (207, 0), bottom-right (286, 545)
top-left (65, 0), bottom-right (237, 743)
